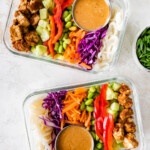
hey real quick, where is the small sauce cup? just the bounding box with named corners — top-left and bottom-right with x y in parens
top-left (55, 125), bottom-right (94, 150)
top-left (72, 0), bottom-right (112, 32)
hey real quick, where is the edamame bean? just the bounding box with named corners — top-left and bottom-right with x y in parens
top-left (67, 6), bottom-right (72, 10)
top-left (63, 28), bottom-right (69, 33)
top-left (90, 132), bottom-right (96, 140)
top-left (95, 134), bottom-right (99, 141)
top-left (59, 41), bottom-right (63, 45)
top-left (99, 139), bottom-right (103, 143)
top-left (63, 33), bottom-right (68, 40)
top-left (69, 26), bottom-right (77, 31)
top-left (65, 21), bottom-right (72, 28)
top-left (94, 148), bottom-right (99, 150)
top-left (73, 22), bottom-right (77, 27)
top-left (58, 45), bottom-right (63, 53)
top-left (85, 99), bottom-right (93, 105)
top-left (63, 42), bottom-right (67, 49)
top-left (91, 120), bottom-right (95, 126)
top-left (92, 126), bottom-right (95, 131)
top-left (54, 42), bottom-right (59, 51)
top-left (88, 92), bottom-right (94, 99)
top-left (64, 38), bottom-right (71, 44)
top-left (95, 85), bottom-right (100, 93)
top-left (62, 11), bottom-right (69, 19)
top-left (80, 102), bottom-right (85, 111)
top-left (84, 98), bottom-right (87, 102)
top-left (96, 143), bottom-right (103, 149)
top-left (86, 106), bottom-right (94, 112)
top-left (59, 33), bottom-right (64, 41)
top-left (69, 10), bottom-right (72, 14)
top-left (65, 14), bottom-right (72, 22)
top-left (89, 86), bottom-right (96, 93)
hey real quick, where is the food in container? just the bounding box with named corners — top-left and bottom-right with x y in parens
top-left (23, 77), bottom-right (145, 150)
top-left (4, 0), bottom-right (128, 72)
top-left (132, 26), bottom-right (150, 72)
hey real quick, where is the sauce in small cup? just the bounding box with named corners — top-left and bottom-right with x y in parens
top-left (55, 125), bottom-right (94, 150)
top-left (72, 0), bottom-right (112, 31)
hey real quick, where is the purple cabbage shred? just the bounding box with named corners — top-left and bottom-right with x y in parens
top-left (77, 27), bottom-right (108, 70)
top-left (39, 91), bottom-right (67, 149)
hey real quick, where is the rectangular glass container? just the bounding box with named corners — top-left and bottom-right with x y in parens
top-left (23, 76), bottom-right (145, 150)
top-left (3, 0), bottom-right (129, 73)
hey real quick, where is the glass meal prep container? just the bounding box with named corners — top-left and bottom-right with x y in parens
top-left (23, 76), bottom-right (145, 150)
top-left (3, 0), bottom-right (129, 73)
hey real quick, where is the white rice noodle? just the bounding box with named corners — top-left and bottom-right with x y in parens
top-left (93, 4), bottom-right (123, 71)
top-left (30, 99), bottom-right (53, 150)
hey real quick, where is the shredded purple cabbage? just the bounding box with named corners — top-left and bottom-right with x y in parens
top-left (40, 91), bottom-right (67, 149)
top-left (77, 27), bottom-right (108, 70)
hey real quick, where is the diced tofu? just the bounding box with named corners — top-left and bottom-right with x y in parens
top-left (124, 118), bottom-right (136, 133)
top-left (119, 83), bottom-right (131, 96)
top-left (24, 31), bottom-right (40, 46)
top-left (113, 123), bottom-right (124, 141)
top-left (14, 11), bottom-right (30, 27)
top-left (123, 133), bottom-right (139, 149)
top-left (118, 93), bottom-right (133, 108)
top-left (27, 0), bottom-right (43, 14)
top-left (10, 25), bottom-right (23, 42)
top-left (30, 14), bottom-right (40, 26)
top-left (12, 40), bottom-right (30, 52)
top-left (119, 108), bottom-right (133, 121)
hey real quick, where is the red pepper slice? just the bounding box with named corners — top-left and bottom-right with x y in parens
top-left (43, 40), bottom-right (49, 47)
top-left (53, 0), bottom-right (62, 23)
top-left (100, 84), bottom-right (109, 118)
top-left (103, 114), bottom-right (114, 150)
top-left (95, 120), bottom-right (103, 142)
top-left (62, 0), bottom-right (75, 10)
top-left (94, 95), bottom-right (100, 119)
top-left (52, 20), bottom-right (63, 44)
top-left (48, 16), bottom-right (55, 57)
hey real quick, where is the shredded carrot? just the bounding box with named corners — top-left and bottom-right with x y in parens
top-left (61, 87), bottom-right (91, 129)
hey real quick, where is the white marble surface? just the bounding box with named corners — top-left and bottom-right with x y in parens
top-left (0, 0), bottom-right (150, 149)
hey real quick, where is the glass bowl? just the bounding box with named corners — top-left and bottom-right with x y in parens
top-left (132, 25), bottom-right (150, 73)
top-left (3, 0), bottom-right (129, 73)
top-left (23, 76), bottom-right (145, 150)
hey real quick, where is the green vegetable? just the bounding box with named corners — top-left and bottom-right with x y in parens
top-left (111, 82), bottom-right (121, 92)
top-left (110, 102), bottom-right (120, 111)
top-left (95, 85), bottom-right (100, 93)
top-left (65, 21), bottom-right (72, 28)
top-left (96, 143), bottom-right (103, 149)
top-left (65, 14), bottom-right (72, 22)
top-left (58, 45), bottom-right (63, 53)
top-left (38, 20), bottom-right (48, 28)
top-left (116, 140), bottom-right (122, 144)
top-left (85, 99), bottom-right (94, 105)
top-left (91, 120), bottom-right (95, 126)
top-left (67, 6), bottom-right (72, 10)
top-left (94, 148), bottom-right (99, 150)
top-left (40, 8), bottom-right (48, 20)
top-left (88, 92), bottom-right (94, 99)
top-left (107, 108), bottom-right (118, 118)
top-left (80, 102), bottom-right (85, 111)
top-left (63, 33), bottom-right (68, 40)
top-left (36, 26), bottom-right (43, 35)
top-left (89, 86), bottom-right (96, 93)
top-left (55, 54), bottom-right (64, 60)
top-left (42, 0), bottom-right (54, 11)
top-left (40, 28), bottom-right (50, 42)
top-left (32, 45), bottom-right (47, 56)
top-left (54, 42), bottom-right (59, 51)
top-left (63, 42), bottom-right (67, 49)
top-left (91, 131), bottom-right (96, 140)
top-left (86, 106), bottom-right (94, 112)
top-left (136, 27), bottom-right (150, 70)
top-left (62, 11), bottom-right (69, 19)
top-left (106, 87), bottom-right (118, 100)
top-left (95, 134), bottom-right (99, 141)
top-left (69, 26), bottom-right (77, 31)
top-left (63, 39), bottom-right (71, 44)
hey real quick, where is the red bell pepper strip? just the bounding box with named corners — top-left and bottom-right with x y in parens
top-left (62, 0), bottom-right (75, 10)
top-left (48, 16), bottom-right (55, 57)
top-left (103, 114), bottom-right (114, 150)
top-left (52, 20), bottom-right (63, 44)
top-left (94, 95), bottom-right (100, 119)
top-left (100, 84), bottom-right (109, 118)
top-left (53, 0), bottom-right (62, 23)
top-left (43, 40), bottom-right (49, 47)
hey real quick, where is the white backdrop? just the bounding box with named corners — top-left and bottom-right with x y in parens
top-left (0, 0), bottom-right (150, 149)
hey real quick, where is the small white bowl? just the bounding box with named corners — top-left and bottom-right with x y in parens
top-left (132, 26), bottom-right (150, 73)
